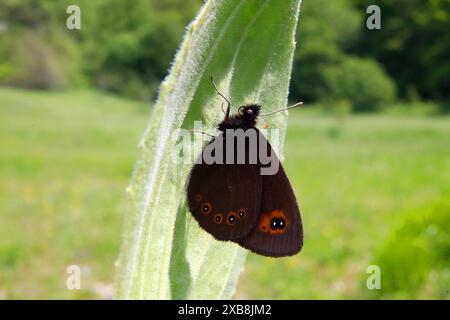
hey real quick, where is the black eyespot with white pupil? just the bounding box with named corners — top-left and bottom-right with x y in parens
top-left (238, 209), bottom-right (245, 218)
top-left (227, 215), bottom-right (236, 224)
top-left (201, 203), bottom-right (211, 214)
top-left (270, 217), bottom-right (286, 230)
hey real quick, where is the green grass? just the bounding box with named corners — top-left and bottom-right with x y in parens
top-left (1, 87), bottom-right (449, 299)
top-left (0, 88), bottom-right (148, 299)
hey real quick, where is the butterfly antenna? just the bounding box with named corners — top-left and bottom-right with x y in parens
top-left (187, 129), bottom-right (215, 138)
top-left (260, 101), bottom-right (303, 117)
top-left (210, 76), bottom-right (231, 119)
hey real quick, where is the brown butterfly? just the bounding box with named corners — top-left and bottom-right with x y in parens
top-left (187, 78), bottom-right (303, 257)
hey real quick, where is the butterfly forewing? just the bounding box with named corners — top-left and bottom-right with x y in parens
top-left (187, 133), bottom-right (262, 240)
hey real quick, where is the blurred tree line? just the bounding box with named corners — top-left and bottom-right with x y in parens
top-left (0, 0), bottom-right (448, 111)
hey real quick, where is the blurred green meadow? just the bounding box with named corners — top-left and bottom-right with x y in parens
top-left (1, 87), bottom-right (448, 299)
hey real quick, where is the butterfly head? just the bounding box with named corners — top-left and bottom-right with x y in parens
top-left (238, 104), bottom-right (260, 118)
top-left (237, 104), bottom-right (261, 125)
top-left (218, 104), bottom-right (261, 131)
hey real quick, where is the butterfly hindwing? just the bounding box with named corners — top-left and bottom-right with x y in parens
top-left (187, 133), bottom-right (262, 240)
top-left (235, 131), bottom-right (303, 257)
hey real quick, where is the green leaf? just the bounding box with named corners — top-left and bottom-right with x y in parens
top-left (114, 0), bottom-right (302, 299)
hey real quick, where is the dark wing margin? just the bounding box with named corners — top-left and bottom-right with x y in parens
top-left (235, 131), bottom-right (303, 257)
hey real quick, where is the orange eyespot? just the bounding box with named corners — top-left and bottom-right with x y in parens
top-left (226, 212), bottom-right (237, 225)
top-left (237, 209), bottom-right (246, 219)
top-left (258, 210), bottom-right (288, 234)
top-left (201, 202), bottom-right (212, 214)
top-left (213, 213), bottom-right (224, 224)
top-left (195, 193), bottom-right (202, 202)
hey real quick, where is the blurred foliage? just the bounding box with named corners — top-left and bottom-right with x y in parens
top-left (79, 0), bottom-right (200, 99)
top-left (321, 56), bottom-right (396, 111)
top-left (0, 30), bottom-right (83, 89)
top-left (352, 0), bottom-right (450, 103)
top-left (370, 202), bottom-right (450, 299)
top-left (0, 0), bottom-right (200, 99)
top-left (382, 100), bottom-right (441, 116)
top-left (0, 0), bottom-right (83, 89)
top-left (0, 0), bottom-right (448, 108)
top-left (291, 0), bottom-right (362, 103)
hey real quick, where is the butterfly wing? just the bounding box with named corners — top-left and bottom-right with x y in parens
top-left (187, 133), bottom-right (262, 240)
top-left (235, 131), bottom-right (303, 257)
